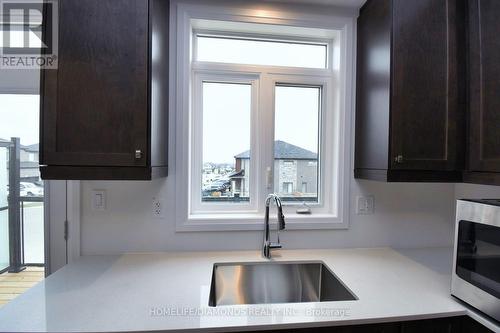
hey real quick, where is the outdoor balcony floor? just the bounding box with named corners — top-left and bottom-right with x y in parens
top-left (0, 267), bottom-right (44, 307)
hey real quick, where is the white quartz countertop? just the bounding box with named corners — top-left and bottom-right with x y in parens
top-left (0, 247), bottom-right (497, 332)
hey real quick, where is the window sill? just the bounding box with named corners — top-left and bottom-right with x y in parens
top-left (176, 213), bottom-right (348, 232)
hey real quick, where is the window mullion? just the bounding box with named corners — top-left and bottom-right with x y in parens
top-left (249, 78), bottom-right (260, 212)
top-left (258, 74), bottom-right (275, 208)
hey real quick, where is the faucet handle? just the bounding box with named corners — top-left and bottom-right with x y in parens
top-left (268, 242), bottom-right (282, 250)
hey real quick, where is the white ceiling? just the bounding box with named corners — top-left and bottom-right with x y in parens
top-left (263, 0), bottom-right (367, 9)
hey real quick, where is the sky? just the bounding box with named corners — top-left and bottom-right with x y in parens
top-left (203, 82), bottom-right (251, 165)
top-left (275, 86), bottom-right (320, 153)
top-left (0, 94), bottom-right (40, 146)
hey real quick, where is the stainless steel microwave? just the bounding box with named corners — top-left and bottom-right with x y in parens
top-left (452, 199), bottom-right (500, 322)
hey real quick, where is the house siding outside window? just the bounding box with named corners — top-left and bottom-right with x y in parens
top-left (233, 140), bottom-right (318, 202)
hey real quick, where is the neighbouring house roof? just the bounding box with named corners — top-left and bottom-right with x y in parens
top-left (235, 140), bottom-right (317, 160)
top-left (22, 143), bottom-right (39, 152)
top-left (228, 169), bottom-right (245, 179)
top-left (0, 139), bottom-right (39, 152)
top-left (20, 161), bottom-right (39, 169)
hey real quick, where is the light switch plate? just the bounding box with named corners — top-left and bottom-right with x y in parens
top-left (91, 190), bottom-right (106, 211)
top-left (356, 195), bottom-right (374, 215)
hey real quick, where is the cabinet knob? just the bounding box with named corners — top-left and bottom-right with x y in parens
top-left (394, 155), bottom-right (404, 163)
top-left (135, 150), bottom-right (143, 159)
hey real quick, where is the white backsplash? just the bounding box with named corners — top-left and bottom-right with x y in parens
top-left (80, 178), bottom-right (457, 255)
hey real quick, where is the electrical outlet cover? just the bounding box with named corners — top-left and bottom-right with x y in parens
top-left (152, 197), bottom-right (164, 218)
top-left (91, 190), bottom-right (106, 211)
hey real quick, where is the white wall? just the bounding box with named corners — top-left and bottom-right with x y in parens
top-left (80, 178), bottom-right (457, 255)
top-left (80, 171), bottom-right (500, 257)
top-left (454, 183), bottom-right (500, 200)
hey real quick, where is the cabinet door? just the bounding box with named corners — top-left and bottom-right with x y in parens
top-left (468, 0), bottom-right (500, 172)
top-left (41, 0), bottom-right (149, 167)
top-left (391, 0), bottom-right (465, 171)
top-left (355, 0), bottom-right (391, 172)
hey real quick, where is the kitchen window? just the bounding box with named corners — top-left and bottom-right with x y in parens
top-left (191, 45), bottom-right (332, 215)
top-left (274, 85), bottom-right (321, 203)
top-left (200, 81), bottom-right (252, 203)
top-left (173, 2), bottom-right (354, 230)
top-left (196, 34), bottom-right (328, 69)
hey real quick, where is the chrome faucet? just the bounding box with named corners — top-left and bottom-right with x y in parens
top-left (262, 194), bottom-right (286, 259)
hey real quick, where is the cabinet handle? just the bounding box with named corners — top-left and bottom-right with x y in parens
top-left (135, 150), bottom-right (143, 159)
top-left (394, 155), bottom-right (404, 164)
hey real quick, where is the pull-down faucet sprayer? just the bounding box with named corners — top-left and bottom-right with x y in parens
top-left (262, 194), bottom-right (286, 259)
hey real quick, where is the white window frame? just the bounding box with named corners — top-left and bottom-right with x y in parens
top-left (192, 31), bottom-right (332, 69)
top-left (171, 0), bottom-right (355, 231)
top-left (191, 72), bottom-right (260, 214)
top-left (264, 74), bottom-right (335, 216)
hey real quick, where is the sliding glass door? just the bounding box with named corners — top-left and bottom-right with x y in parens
top-left (0, 94), bottom-right (45, 272)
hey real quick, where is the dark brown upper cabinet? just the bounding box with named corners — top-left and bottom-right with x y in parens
top-left (354, 0), bottom-right (466, 182)
top-left (464, 0), bottom-right (500, 185)
top-left (40, 0), bottom-right (169, 180)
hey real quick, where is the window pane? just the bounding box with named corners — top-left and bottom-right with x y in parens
top-left (274, 85), bottom-right (320, 203)
top-left (202, 82), bottom-right (251, 202)
top-left (197, 36), bottom-right (327, 69)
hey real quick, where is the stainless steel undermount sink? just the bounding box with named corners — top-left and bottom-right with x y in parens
top-left (209, 261), bottom-right (357, 306)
